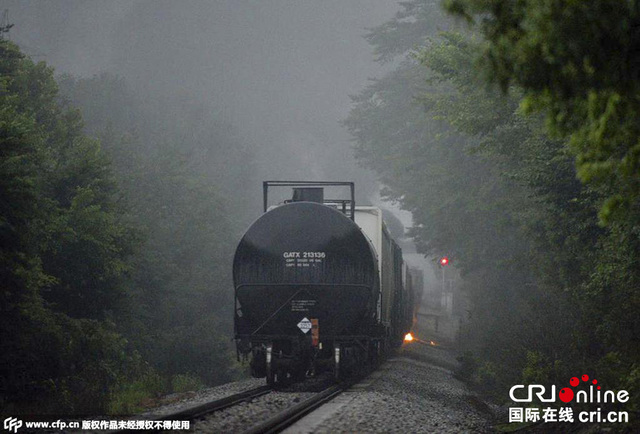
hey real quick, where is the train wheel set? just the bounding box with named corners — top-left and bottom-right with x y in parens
top-left (251, 338), bottom-right (383, 386)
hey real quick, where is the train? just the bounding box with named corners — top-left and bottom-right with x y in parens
top-left (233, 181), bottom-right (421, 384)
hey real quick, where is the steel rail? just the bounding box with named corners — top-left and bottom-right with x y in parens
top-left (161, 385), bottom-right (272, 420)
top-left (241, 383), bottom-right (345, 434)
top-left (112, 385), bottom-right (272, 433)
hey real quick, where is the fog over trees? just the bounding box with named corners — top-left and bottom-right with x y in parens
top-left (6, 0), bottom-right (400, 204)
top-left (1, 0), bottom-right (638, 426)
top-left (1, 0), bottom-right (403, 414)
top-left (346, 0), bottom-right (639, 417)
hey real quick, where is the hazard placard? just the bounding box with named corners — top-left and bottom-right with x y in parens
top-left (297, 317), bottom-right (312, 334)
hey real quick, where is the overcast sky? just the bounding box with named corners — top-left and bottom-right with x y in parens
top-left (4, 0), bottom-right (430, 274)
top-left (6, 2), bottom-right (395, 144)
top-left (5, 1), bottom-right (415, 215)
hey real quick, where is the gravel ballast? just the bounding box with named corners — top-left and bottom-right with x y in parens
top-left (286, 343), bottom-right (493, 433)
top-left (137, 377), bottom-right (265, 420)
top-left (132, 341), bottom-right (493, 433)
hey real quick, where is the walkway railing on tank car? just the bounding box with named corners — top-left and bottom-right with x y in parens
top-left (262, 181), bottom-right (355, 220)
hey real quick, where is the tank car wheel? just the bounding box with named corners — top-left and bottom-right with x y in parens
top-left (266, 366), bottom-right (276, 386)
top-left (334, 345), bottom-right (341, 381)
top-left (266, 343), bottom-right (275, 386)
top-left (250, 347), bottom-right (266, 378)
top-left (291, 366), bottom-right (306, 382)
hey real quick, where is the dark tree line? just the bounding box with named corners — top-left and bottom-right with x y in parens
top-left (0, 40), bottom-right (254, 415)
top-left (346, 0), bottom-right (639, 422)
top-left (1, 40), bottom-right (136, 414)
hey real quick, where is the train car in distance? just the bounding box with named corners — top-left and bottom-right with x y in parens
top-left (233, 181), bottom-right (416, 384)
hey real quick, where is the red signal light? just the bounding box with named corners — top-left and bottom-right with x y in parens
top-left (439, 257), bottom-right (449, 266)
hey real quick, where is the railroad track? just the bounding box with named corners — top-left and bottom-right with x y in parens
top-left (120, 375), bottom-right (360, 433)
top-left (112, 385), bottom-right (272, 433)
top-left (160, 385), bottom-right (272, 420)
top-left (242, 383), bottom-right (346, 434)
top-left (133, 382), bottom-right (346, 433)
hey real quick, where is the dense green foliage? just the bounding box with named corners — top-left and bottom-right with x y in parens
top-left (57, 73), bottom-right (251, 387)
top-left (0, 40), bottom-right (137, 414)
top-left (445, 0), bottom-right (640, 225)
top-left (346, 0), bottom-right (639, 420)
top-left (1, 41), bottom-right (250, 414)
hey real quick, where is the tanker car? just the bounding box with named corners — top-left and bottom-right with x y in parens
top-left (233, 181), bottom-right (418, 384)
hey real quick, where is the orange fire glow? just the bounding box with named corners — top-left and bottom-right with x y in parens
top-left (404, 332), bottom-right (414, 342)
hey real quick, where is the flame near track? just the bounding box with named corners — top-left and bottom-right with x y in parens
top-left (403, 332), bottom-right (438, 346)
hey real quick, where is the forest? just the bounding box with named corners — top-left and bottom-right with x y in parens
top-left (346, 0), bottom-right (639, 415)
top-left (0, 37), bottom-right (256, 413)
top-left (1, 0), bottom-right (638, 425)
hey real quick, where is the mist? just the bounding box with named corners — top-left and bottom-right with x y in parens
top-left (6, 0), bottom-right (400, 206)
top-left (4, 0), bottom-right (638, 423)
